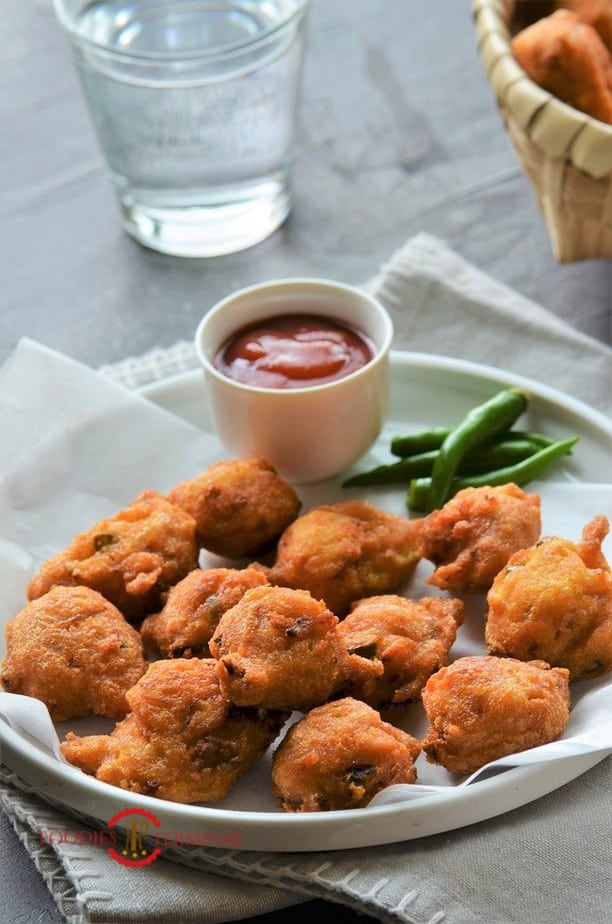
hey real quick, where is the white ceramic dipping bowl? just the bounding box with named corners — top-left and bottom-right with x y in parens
top-left (194, 278), bottom-right (394, 484)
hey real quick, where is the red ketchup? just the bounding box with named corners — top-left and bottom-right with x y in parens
top-left (214, 314), bottom-right (374, 389)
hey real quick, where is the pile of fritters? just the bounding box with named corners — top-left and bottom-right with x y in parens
top-left (2, 458), bottom-right (610, 812)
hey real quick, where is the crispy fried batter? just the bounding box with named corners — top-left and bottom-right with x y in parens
top-left (271, 697), bottom-right (421, 812)
top-left (1, 586), bottom-right (147, 722)
top-left (557, 0), bottom-right (612, 51)
top-left (61, 658), bottom-right (287, 804)
top-left (419, 483), bottom-right (542, 593)
top-left (26, 490), bottom-right (198, 622)
top-left (264, 500), bottom-right (422, 616)
top-left (421, 655), bottom-right (571, 776)
top-left (336, 594), bottom-right (464, 707)
top-left (512, 9), bottom-right (612, 123)
top-left (141, 566), bottom-right (269, 658)
top-left (167, 458), bottom-right (301, 558)
top-left (485, 515), bottom-right (612, 681)
top-left (209, 585), bottom-right (350, 711)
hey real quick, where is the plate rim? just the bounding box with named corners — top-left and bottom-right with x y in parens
top-left (1, 348), bottom-right (610, 852)
top-left (2, 718), bottom-right (607, 843)
top-left (141, 348), bottom-right (612, 440)
top-left (142, 349), bottom-right (612, 418)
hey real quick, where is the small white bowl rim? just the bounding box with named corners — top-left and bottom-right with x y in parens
top-left (194, 277), bottom-right (394, 395)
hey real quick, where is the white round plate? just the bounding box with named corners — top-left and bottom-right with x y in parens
top-left (1, 351), bottom-right (610, 853)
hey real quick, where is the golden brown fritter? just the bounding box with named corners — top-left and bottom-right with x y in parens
top-left (167, 458), bottom-right (301, 558)
top-left (421, 655), bottom-right (571, 776)
top-left (271, 697), bottom-right (422, 812)
top-left (512, 9), bottom-right (612, 123)
top-left (61, 658), bottom-right (287, 804)
top-left (26, 490), bottom-right (199, 622)
top-left (264, 500), bottom-right (422, 616)
top-left (209, 585), bottom-right (350, 712)
top-left (1, 586), bottom-right (147, 722)
top-left (336, 594), bottom-right (464, 708)
top-left (485, 515), bottom-right (612, 681)
top-left (419, 483), bottom-right (542, 593)
top-left (140, 566), bottom-right (269, 658)
top-left (557, 0), bottom-right (612, 51)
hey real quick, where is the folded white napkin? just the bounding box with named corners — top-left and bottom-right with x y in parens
top-left (1, 233), bottom-right (611, 924)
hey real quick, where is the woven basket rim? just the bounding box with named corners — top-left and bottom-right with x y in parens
top-left (472, 0), bottom-right (612, 178)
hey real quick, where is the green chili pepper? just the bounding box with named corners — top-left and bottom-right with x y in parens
top-left (94, 533), bottom-right (117, 551)
top-left (390, 427), bottom-right (453, 457)
top-left (343, 450), bottom-right (441, 487)
top-left (343, 437), bottom-right (545, 488)
top-left (390, 427), bottom-right (556, 457)
top-left (457, 439), bottom-right (549, 474)
top-left (512, 430), bottom-right (557, 449)
top-left (407, 436), bottom-right (579, 512)
top-left (426, 387), bottom-right (529, 512)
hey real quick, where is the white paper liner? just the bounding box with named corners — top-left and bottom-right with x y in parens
top-left (0, 337), bottom-right (611, 814)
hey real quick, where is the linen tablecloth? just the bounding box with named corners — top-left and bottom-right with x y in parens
top-left (1, 233), bottom-right (610, 924)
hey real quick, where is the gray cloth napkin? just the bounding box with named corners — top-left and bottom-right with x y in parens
top-left (1, 232), bottom-right (611, 924)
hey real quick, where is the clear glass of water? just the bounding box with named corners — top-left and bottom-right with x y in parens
top-left (53, 0), bottom-right (310, 257)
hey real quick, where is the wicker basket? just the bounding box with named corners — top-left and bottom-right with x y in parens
top-left (473, 0), bottom-right (612, 261)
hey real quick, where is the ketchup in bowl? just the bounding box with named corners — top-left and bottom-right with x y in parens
top-left (195, 277), bottom-right (393, 483)
top-left (214, 314), bottom-right (375, 389)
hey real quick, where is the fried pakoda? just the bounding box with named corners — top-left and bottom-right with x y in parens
top-left (271, 697), bottom-right (421, 812)
top-left (512, 9), bottom-right (612, 124)
top-left (485, 515), bottom-right (612, 681)
top-left (557, 0), bottom-right (612, 51)
top-left (1, 586), bottom-right (147, 722)
top-left (26, 490), bottom-right (198, 622)
top-left (61, 658), bottom-right (287, 804)
top-left (336, 595), bottom-right (464, 708)
top-left (167, 458), bottom-right (301, 559)
top-left (209, 585), bottom-right (350, 712)
top-left (421, 655), bottom-right (570, 776)
top-left (140, 566), bottom-right (269, 658)
top-left (419, 483), bottom-right (541, 593)
top-left (264, 500), bottom-right (422, 616)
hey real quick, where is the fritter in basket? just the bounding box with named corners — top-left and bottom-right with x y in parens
top-left (61, 658), bottom-right (287, 804)
top-left (271, 697), bottom-right (422, 812)
top-left (419, 483), bottom-right (541, 592)
top-left (512, 9), bottom-right (612, 124)
top-left (1, 585), bottom-right (147, 722)
top-left (485, 515), bottom-right (612, 681)
top-left (421, 655), bottom-right (571, 776)
top-left (140, 565), bottom-right (269, 658)
top-left (557, 0), bottom-right (612, 51)
top-left (26, 490), bottom-right (199, 622)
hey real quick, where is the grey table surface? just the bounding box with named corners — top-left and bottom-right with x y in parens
top-left (1, 1), bottom-right (611, 922)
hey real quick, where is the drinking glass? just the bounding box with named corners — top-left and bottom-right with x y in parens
top-left (53, 0), bottom-right (310, 257)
